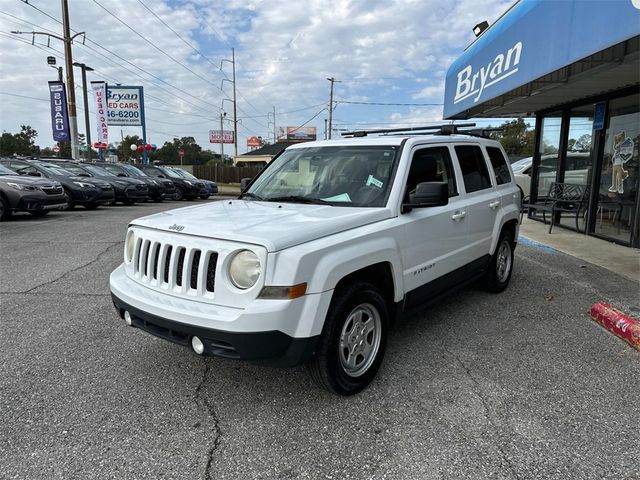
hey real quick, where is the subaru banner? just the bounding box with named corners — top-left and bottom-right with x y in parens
top-left (48, 81), bottom-right (70, 142)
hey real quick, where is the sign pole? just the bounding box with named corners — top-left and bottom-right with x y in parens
top-left (140, 86), bottom-right (148, 165)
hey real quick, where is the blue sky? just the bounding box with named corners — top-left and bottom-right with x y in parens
top-left (0, 0), bottom-right (513, 155)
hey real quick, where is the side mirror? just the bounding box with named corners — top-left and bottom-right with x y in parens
top-left (78, 173), bottom-right (91, 177)
top-left (240, 177), bottom-right (252, 192)
top-left (117, 173), bottom-right (127, 177)
top-left (404, 182), bottom-right (448, 212)
top-left (27, 171), bottom-right (41, 177)
top-left (158, 175), bottom-right (165, 178)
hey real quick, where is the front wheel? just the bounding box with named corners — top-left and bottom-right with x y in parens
top-left (174, 188), bottom-right (184, 201)
top-left (481, 231), bottom-right (514, 293)
top-left (29, 210), bottom-right (49, 217)
top-left (122, 199), bottom-right (136, 206)
top-left (84, 203), bottom-right (100, 210)
top-left (62, 188), bottom-right (75, 211)
top-left (307, 282), bottom-right (388, 395)
top-left (0, 196), bottom-right (11, 221)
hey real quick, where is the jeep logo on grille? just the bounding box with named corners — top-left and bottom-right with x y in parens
top-left (168, 224), bottom-right (185, 232)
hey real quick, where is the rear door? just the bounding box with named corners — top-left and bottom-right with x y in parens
top-left (453, 144), bottom-right (500, 266)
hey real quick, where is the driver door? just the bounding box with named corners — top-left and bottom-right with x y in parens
top-left (398, 145), bottom-right (469, 307)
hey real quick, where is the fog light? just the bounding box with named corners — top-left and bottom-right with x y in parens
top-left (124, 310), bottom-right (132, 326)
top-left (191, 336), bottom-right (204, 355)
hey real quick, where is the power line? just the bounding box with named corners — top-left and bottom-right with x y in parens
top-left (287, 108), bottom-right (327, 134)
top-left (0, 91), bottom-right (49, 102)
top-left (336, 100), bottom-right (444, 106)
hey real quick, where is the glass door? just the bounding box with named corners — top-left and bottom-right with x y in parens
top-left (594, 94), bottom-right (639, 245)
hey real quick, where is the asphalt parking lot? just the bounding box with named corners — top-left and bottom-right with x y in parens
top-left (1, 200), bottom-right (638, 480)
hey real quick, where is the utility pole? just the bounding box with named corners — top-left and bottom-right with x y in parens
top-left (324, 118), bottom-right (328, 140)
top-left (220, 112), bottom-right (227, 162)
top-left (273, 106), bottom-right (276, 143)
top-left (61, 0), bottom-right (79, 160)
top-left (232, 48), bottom-right (238, 157)
top-left (221, 50), bottom-right (238, 157)
top-left (326, 77), bottom-right (341, 140)
top-left (73, 62), bottom-right (94, 160)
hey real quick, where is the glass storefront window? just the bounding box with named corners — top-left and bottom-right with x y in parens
top-left (560, 106), bottom-right (595, 231)
top-left (535, 113), bottom-right (562, 199)
top-left (595, 93), bottom-right (639, 244)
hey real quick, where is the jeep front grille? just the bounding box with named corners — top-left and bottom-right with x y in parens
top-left (132, 238), bottom-right (218, 294)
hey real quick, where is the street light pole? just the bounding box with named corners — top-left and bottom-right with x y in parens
top-left (73, 62), bottom-right (94, 160)
top-left (61, 0), bottom-right (79, 160)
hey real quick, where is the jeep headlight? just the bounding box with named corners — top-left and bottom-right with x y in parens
top-left (125, 230), bottom-right (136, 263)
top-left (228, 250), bottom-right (261, 289)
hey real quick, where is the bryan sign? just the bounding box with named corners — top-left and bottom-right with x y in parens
top-left (107, 86), bottom-right (143, 126)
top-left (454, 41), bottom-right (522, 104)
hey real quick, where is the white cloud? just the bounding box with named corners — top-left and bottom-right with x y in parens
top-left (0, 0), bottom-right (511, 153)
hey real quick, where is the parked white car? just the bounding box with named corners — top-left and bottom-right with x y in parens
top-left (110, 129), bottom-right (521, 395)
top-left (514, 153), bottom-right (590, 197)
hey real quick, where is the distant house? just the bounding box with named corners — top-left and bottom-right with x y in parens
top-left (233, 142), bottom-right (296, 167)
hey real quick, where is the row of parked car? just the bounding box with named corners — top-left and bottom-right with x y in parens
top-left (0, 157), bottom-right (218, 221)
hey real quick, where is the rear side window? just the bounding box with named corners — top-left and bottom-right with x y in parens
top-left (455, 145), bottom-right (492, 193)
top-left (486, 146), bottom-right (512, 185)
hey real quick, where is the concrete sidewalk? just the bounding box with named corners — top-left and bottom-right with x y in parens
top-left (518, 217), bottom-right (639, 283)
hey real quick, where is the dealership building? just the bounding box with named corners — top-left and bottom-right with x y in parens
top-left (444, 0), bottom-right (640, 247)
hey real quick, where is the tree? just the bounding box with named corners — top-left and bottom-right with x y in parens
top-left (117, 135), bottom-right (143, 163)
top-left (489, 118), bottom-right (535, 155)
top-left (0, 125), bottom-right (40, 156)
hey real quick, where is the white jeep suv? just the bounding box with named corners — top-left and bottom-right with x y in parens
top-left (110, 128), bottom-right (520, 395)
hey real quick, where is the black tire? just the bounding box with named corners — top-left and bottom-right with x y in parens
top-left (200, 194), bottom-right (210, 200)
top-left (173, 188), bottom-right (184, 201)
top-left (123, 199), bottom-right (136, 206)
top-left (307, 281), bottom-right (388, 396)
top-left (29, 210), bottom-right (49, 217)
top-left (0, 196), bottom-right (11, 221)
top-left (62, 188), bottom-right (75, 211)
top-left (84, 203), bottom-right (100, 210)
top-left (481, 231), bottom-right (514, 293)
top-left (153, 197), bottom-right (164, 203)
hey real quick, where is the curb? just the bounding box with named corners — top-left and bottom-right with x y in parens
top-left (590, 303), bottom-right (640, 351)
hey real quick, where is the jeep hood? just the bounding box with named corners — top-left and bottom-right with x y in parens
top-left (132, 200), bottom-right (391, 251)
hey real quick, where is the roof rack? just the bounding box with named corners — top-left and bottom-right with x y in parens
top-left (341, 122), bottom-right (477, 138)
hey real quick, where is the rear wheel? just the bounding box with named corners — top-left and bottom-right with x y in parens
top-left (481, 231), bottom-right (514, 293)
top-left (0, 196), bottom-right (11, 221)
top-left (174, 188), bottom-right (184, 201)
top-left (307, 281), bottom-right (388, 395)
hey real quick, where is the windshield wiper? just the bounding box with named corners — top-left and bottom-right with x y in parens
top-left (238, 192), bottom-right (264, 200)
top-left (265, 195), bottom-right (331, 205)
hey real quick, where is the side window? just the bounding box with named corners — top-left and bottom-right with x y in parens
top-left (455, 145), bottom-right (492, 193)
top-left (486, 146), bottom-right (512, 185)
top-left (10, 161), bottom-right (35, 176)
top-left (103, 165), bottom-right (121, 175)
top-left (405, 146), bottom-right (457, 198)
top-left (145, 167), bottom-right (161, 176)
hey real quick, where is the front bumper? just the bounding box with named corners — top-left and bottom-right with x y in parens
top-left (109, 264), bottom-right (329, 366)
top-left (14, 193), bottom-right (66, 211)
top-left (111, 295), bottom-right (318, 367)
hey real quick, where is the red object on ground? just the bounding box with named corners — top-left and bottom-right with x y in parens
top-left (590, 303), bottom-right (640, 350)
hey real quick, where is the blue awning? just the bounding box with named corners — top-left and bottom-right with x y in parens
top-left (443, 0), bottom-right (640, 119)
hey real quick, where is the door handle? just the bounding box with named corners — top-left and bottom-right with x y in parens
top-left (489, 200), bottom-right (501, 210)
top-left (451, 210), bottom-right (466, 221)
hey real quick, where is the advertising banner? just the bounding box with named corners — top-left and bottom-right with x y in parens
top-left (106, 86), bottom-right (143, 126)
top-left (210, 130), bottom-right (234, 144)
top-left (91, 81), bottom-right (108, 144)
top-left (48, 81), bottom-right (70, 142)
top-left (286, 126), bottom-right (316, 142)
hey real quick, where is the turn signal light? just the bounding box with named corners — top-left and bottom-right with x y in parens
top-left (258, 283), bottom-right (307, 300)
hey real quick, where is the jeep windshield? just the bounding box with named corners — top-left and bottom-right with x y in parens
top-left (242, 145), bottom-right (399, 207)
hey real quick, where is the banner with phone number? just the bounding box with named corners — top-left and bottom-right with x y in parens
top-left (106, 86), bottom-right (142, 126)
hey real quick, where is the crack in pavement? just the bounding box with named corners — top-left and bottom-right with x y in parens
top-left (440, 339), bottom-right (521, 480)
top-left (13, 242), bottom-right (122, 294)
top-left (194, 357), bottom-right (222, 480)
